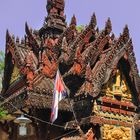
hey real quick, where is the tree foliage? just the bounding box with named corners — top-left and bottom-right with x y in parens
top-left (0, 51), bottom-right (4, 75)
top-left (0, 51), bottom-right (7, 119)
top-left (76, 25), bottom-right (85, 33)
top-left (0, 108), bottom-right (7, 120)
top-left (0, 51), bottom-right (4, 92)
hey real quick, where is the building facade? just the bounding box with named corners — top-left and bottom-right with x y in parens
top-left (0, 0), bottom-right (140, 139)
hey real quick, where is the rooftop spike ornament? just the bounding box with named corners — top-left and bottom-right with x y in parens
top-left (25, 22), bottom-right (30, 36)
top-left (16, 36), bottom-right (20, 44)
top-left (6, 29), bottom-right (10, 42)
top-left (39, 0), bottom-right (66, 38)
top-left (122, 24), bottom-right (130, 43)
top-left (105, 17), bottom-right (112, 34)
top-left (90, 13), bottom-right (97, 28)
top-left (70, 15), bottom-right (77, 26)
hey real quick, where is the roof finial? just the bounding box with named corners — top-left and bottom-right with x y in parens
top-left (122, 24), bottom-right (130, 43)
top-left (105, 18), bottom-right (112, 34)
top-left (39, 0), bottom-right (66, 37)
top-left (6, 29), bottom-right (10, 42)
top-left (70, 15), bottom-right (77, 26)
top-left (111, 33), bottom-right (115, 40)
top-left (12, 35), bottom-right (15, 42)
top-left (16, 36), bottom-right (20, 44)
top-left (90, 13), bottom-right (97, 28)
top-left (46, 0), bottom-right (65, 15)
top-left (21, 38), bottom-right (25, 45)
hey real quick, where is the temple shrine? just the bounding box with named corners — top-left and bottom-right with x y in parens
top-left (0, 0), bottom-right (140, 139)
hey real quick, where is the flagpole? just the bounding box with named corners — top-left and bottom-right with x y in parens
top-left (51, 68), bottom-right (84, 135)
top-left (67, 91), bottom-right (84, 135)
top-left (59, 68), bottom-right (84, 135)
top-left (68, 97), bottom-right (78, 123)
top-left (58, 66), bottom-right (84, 135)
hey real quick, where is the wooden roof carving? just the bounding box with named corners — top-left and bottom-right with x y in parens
top-left (1, 0), bottom-right (140, 110)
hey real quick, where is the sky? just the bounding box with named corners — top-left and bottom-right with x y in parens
top-left (0, 0), bottom-right (140, 70)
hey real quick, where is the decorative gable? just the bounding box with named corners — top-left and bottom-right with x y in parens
top-left (10, 65), bottom-right (20, 84)
top-left (102, 69), bottom-right (132, 102)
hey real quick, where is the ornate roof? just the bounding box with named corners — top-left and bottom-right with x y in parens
top-left (1, 0), bottom-right (140, 112)
top-left (39, 0), bottom-right (66, 37)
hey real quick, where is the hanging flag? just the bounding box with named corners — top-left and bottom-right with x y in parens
top-left (50, 69), bottom-right (68, 123)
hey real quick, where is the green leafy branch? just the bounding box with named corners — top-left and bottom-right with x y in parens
top-left (76, 25), bottom-right (85, 33)
top-left (0, 107), bottom-right (8, 120)
top-left (0, 51), bottom-right (4, 75)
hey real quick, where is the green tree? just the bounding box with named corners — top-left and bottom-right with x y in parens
top-left (0, 51), bottom-right (4, 75)
top-left (76, 25), bottom-right (85, 33)
top-left (0, 51), bottom-right (4, 91)
top-left (0, 51), bottom-right (7, 119)
top-left (0, 108), bottom-right (7, 120)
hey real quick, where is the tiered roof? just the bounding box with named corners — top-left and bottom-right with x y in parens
top-left (1, 0), bottom-right (140, 115)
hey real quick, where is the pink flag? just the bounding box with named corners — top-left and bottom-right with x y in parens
top-left (50, 70), bottom-right (67, 123)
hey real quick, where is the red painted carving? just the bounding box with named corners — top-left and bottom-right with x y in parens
top-left (86, 128), bottom-right (96, 140)
top-left (41, 51), bottom-right (58, 78)
top-left (2, 2), bottom-right (140, 139)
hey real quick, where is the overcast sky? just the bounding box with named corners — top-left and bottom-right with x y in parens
top-left (0, 0), bottom-right (140, 70)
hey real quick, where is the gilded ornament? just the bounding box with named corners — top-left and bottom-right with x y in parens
top-left (10, 65), bottom-right (20, 84)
